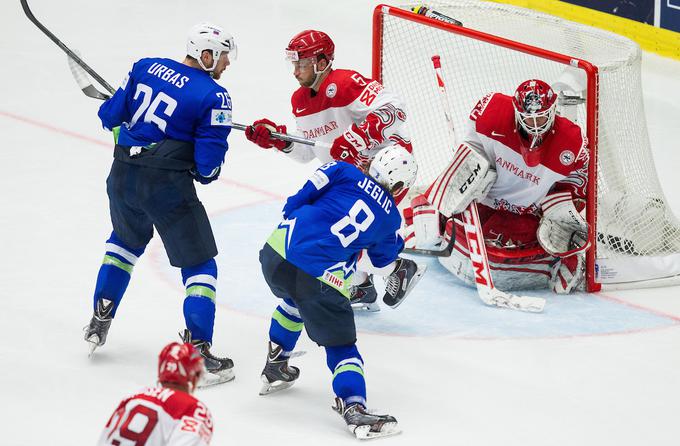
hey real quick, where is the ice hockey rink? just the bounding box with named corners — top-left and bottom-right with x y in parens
top-left (2, 0), bottom-right (680, 444)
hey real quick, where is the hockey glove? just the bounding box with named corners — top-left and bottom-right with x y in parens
top-left (537, 192), bottom-right (590, 257)
top-left (245, 118), bottom-right (291, 151)
top-left (330, 124), bottom-right (370, 167)
top-left (190, 166), bottom-right (221, 185)
top-left (409, 194), bottom-right (445, 250)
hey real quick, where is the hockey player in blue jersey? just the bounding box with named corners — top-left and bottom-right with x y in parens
top-left (258, 146), bottom-right (426, 439)
top-left (84, 23), bottom-right (236, 386)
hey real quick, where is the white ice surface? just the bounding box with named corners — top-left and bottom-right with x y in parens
top-left (2, 1), bottom-right (680, 445)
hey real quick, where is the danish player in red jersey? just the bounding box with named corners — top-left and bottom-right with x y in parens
top-left (245, 30), bottom-right (417, 312)
top-left (405, 79), bottom-right (590, 293)
top-left (244, 30), bottom-right (412, 167)
top-left (97, 342), bottom-right (214, 446)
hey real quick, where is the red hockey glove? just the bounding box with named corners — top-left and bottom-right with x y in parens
top-left (330, 124), bottom-right (370, 167)
top-left (245, 118), bottom-right (290, 151)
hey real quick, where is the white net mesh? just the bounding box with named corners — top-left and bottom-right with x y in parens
top-left (377, 1), bottom-right (680, 263)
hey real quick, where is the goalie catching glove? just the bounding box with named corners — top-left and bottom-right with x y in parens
top-left (245, 118), bottom-right (291, 152)
top-left (425, 143), bottom-right (497, 217)
top-left (537, 191), bottom-right (590, 257)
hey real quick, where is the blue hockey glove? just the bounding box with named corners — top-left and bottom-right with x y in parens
top-left (190, 166), bottom-right (221, 185)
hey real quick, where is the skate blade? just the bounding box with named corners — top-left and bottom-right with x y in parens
top-left (198, 368), bottom-right (235, 388)
top-left (351, 302), bottom-right (381, 312)
top-left (85, 334), bottom-right (100, 358)
top-left (87, 341), bottom-right (99, 358)
top-left (352, 422), bottom-right (401, 440)
top-left (259, 375), bottom-right (296, 396)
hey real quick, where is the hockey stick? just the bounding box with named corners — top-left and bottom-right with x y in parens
top-left (402, 55), bottom-right (459, 257)
top-left (21, 0), bottom-right (114, 99)
top-left (462, 202), bottom-right (545, 312)
top-left (230, 123), bottom-right (332, 149)
top-left (411, 5), bottom-right (463, 26)
top-left (22, 0), bottom-right (330, 150)
top-left (425, 54), bottom-right (545, 312)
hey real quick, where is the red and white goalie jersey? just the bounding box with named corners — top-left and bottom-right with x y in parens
top-left (410, 90), bottom-right (590, 292)
top-left (285, 69), bottom-right (412, 163)
top-left (97, 386), bottom-right (213, 446)
top-left (466, 92), bottom-right (588, 215)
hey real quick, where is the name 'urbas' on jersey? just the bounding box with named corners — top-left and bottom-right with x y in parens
top-left (147, 62), bottom-right (190, 88)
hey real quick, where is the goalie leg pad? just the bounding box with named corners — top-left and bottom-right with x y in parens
top-left (549, 253), bottom-right (584, 294)
top-left (425, 143), bottom-right (496, 216)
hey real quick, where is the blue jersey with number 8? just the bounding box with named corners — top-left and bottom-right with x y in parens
top-left (98, 57), bottom-right (232, 176)
top-left (271, 162), bottom-right (404, 290)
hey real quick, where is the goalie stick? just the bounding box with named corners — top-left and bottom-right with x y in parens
top-left (22, 0), bottom-right (329, 150)
top-left (423, 54), bottom-right (546, 312)
top-left (462, 202), bottom-right (545, 312)
top-left (402, 55), bottom-right (459, 257)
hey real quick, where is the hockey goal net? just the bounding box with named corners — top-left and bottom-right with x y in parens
top-left (373, 1), bottom-right (680, 291)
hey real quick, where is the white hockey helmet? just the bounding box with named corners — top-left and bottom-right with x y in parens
top-left (186, 23), bottom-right (237, 72)
top-left (369, 145), bottom-right (418, 191)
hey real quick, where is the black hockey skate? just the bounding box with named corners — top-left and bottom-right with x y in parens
top-left (332, 397), bottom-right (400, 440)
top-left (84, 298), bottom-right (114, 357)
top-left (382, 258), bottom-right (427, 308)
top-left (259, 341), bottom-right (300, 395)
top-left (349, 275), bottom-right (380, 312)
top-left (180, 329), bottom-right (235, 387)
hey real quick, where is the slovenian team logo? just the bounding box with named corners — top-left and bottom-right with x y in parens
top-left (560, 150), bottom-right (575, 165)
top-left (326, 83), bottom-right (337, 98)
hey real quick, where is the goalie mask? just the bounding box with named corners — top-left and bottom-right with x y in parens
top-left (187, 23), bottom-right (237, 72)
top-left (369, 145), bottom-right (418, 192)
top-left (512, 79), bottom-right (557, 165)
top-left (285, 30), bottom-right (334, 87)
top-left (158, 342), bottom-right (204, 390)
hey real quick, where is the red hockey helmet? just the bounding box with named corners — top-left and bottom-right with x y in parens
top-left (512, 79), bottom-right (557, 148)
top-left (158, 342), bottom-right (204, 389)
top-left (285, 30), bottom-right (335, 62)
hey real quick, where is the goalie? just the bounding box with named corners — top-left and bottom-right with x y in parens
top-left (405, 79), bottom-right (590, 293)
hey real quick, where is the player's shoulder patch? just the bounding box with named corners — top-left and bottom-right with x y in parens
top-left (310, 168), bottom-right (331, 190)
top-left (210, 108), bottom-right (232, 126)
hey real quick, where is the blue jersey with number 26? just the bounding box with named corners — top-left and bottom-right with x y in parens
top-left (98, 57), bottom-right (232, 176)
top-left (272, 162), bottom-right (404, 292)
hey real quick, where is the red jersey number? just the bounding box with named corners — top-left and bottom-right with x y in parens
top-left (350, 73), bottom-right (367, 87)
top-left (111, 405), bottom-right (159, 446)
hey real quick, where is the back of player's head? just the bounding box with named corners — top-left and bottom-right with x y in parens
top-left (187, 23), bottom-right (237, 71)
top-left (158, 342), bottom-right (204, 391)
top-left (512, 79), bottom-right (557, 146)
top-left (285, 30), bottom-right (335, 63)
top-left (369, 145), bottom-right (418, 192)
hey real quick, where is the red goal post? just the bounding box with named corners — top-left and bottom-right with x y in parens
top-left (372, 4), bottom-right (602, 291)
